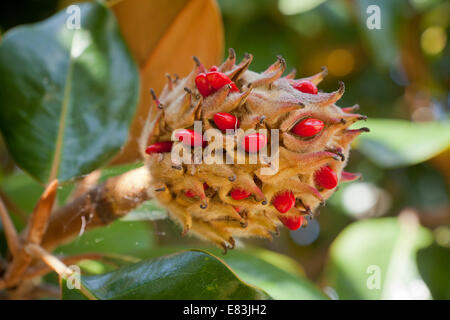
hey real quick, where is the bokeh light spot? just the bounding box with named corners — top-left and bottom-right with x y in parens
top-left (421, 26), bottom-right (447, 55)
top-left (290, 217), bottom-right (320, 246)
top-left (326, 49), bottom-right (354, 76)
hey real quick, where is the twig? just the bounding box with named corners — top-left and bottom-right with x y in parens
top-left (41, 166), bottom-right (152, 251)
top-left (23, 253), bottom-right (104, 280)
top-left (0, 197), bottom-right (20, 257)
top-left (25, 244), bottom-right (69, 277)
top-left (25, 244), bottom-right (97, 300)
top-left (0, 166), bottom-right (152, 292)
top-left (1, 180), bottom-right (58, 289)
top-left (25, 180), bottom-right (58, 244)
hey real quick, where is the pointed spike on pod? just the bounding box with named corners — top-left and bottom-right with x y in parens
top-left (185, 182), bottom-right (209, 198)
top-left (279, 215), bottom-right (304, 231)
top-left (165, 73), bottom-right (173, 90)
top-left (213, 112), bottom-right (240, 131)
top-left (145, 141), bottom-right (173, 155)
top-left (291, 118), bottom-right (325, 137)
top-left (150, 88), bottom-right (163, 109)
top-left (242, 133), bottom-right (267, 153)
top-left (314, 166), bottom-right (338, 189)
top-left (326, 147), bottom-right (345, 161)
top-left (228, 237), bottom-right (236, 249)
top-left (293, 81), bottom-right (318, 94)
top-left (174, 129), bottom-right (205, 147)
top-left (341, 171), bottom-right (362, 182)
top-left (272, 190), bottom-right (296, 214)
top-left (299, 66), bottom-right (328, 85)
top-left (230, 188), bottom-right (251, 200)
top-left (285, 68), bottom-right (297, 79)
top-left (193, 56), bottom-right (207, 73)
top-left (342, 104), bottom-right (360, 113)
top-left (184, 87), bottom-right (200, 100)
top-left (229, 48), bottom-right (236, 59)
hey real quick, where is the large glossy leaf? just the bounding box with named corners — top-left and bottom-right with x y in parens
top-left (0, 2), bottom-right (139, 183)
top-left (216, 248), bottom-right (328, 300)
top-left (61, 250), bottom-right (271, 299)
top-left (355, 119), bottom-right (450, 168)
top-left (323, 216), bottom-right (433, 299)
top-left (131, 246), bottom-right (327, 300)
top-left (110, 0), bottom-right (224, 163)
top-left (417, 242), bottom-right (450, 300)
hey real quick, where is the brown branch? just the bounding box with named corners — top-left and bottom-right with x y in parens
top-left (0, 166), bottom-right (152, 292)
top-left (68, 170), bottom-right (102, 201)
top-left (1, 180), bottom-right (58, 289)
top-left (25, 243), bottom-right (97, 300)
top-left (0, 197), bottom-right (20, 257)
top-left (41, 166), bottom-right (152, 251)
top-left (23, 253), bottom-right (104, 280)
top-left (26, 180), bottom-right (59, 244)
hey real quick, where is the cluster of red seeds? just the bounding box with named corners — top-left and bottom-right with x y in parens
top-left (145, 70), bottom-right (340, 231)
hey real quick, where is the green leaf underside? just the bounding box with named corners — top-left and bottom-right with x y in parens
top-left (355, 119), bottom-right (450, 168)
top-left (324, 217), bottom-right (433, 299)
top-left (0, 2), bottom-right (139, 183)
top-left (62, 250), bottom-right (272, 300)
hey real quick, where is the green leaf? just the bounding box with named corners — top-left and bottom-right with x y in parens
top-left (353, 0), bottom-right (400, 69)
top-left (417, 242), bottom-right (450, 300)
top-left (0, 2), bottom-right (139, 183)
top-left (218, 248), bottom-right (328, 300)
top-left (131, 246), bottom-right (327, 300)
top-left (61, 250), bottom-right (272, 300)
top-left (324, 216), bottom-right (433, 299)
top-left (55, 220), bottom-right (155, 259)
top-left (355, 119), bottom-right (450, 168)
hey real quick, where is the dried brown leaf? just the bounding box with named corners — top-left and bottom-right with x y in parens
top-left (110, 0), bottom-right (224, 163)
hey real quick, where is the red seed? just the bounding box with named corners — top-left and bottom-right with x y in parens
top-left (209, 65), bottom-right (219, 72)
top-left (206, 71), bottom-right (239, 93)
top-left (293, 81), bottom-right (318, 94)
top-left (291, 118), bottom-right (324, 137)
top-left (230, 188), bottom-right (251, 200)
top-left (233, 206), bottom-right (241, 213)
top-left (195, 73), bottom-right (213, 97)
top-left (279, 215), bottom-right (304, 230)
top-left (185, 190), bottom-right (196, 198)
top-left (174, 129), bottom-right (204, 147)
top-left (272, 191), bottom-right (295, 213)
top-left (203, 183), bottom-right (209, 190)
top-left (242, 133), bottom-right (267, 152)
top-left (314, 166), bottom-right (338, 189)
top-left (145, 141), bottom-right (173, 155)
top-left (213, 112), bottom-right (240, 131)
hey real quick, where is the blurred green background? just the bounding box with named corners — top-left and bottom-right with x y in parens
top-left (0, 0), bottom-right (449, 300)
